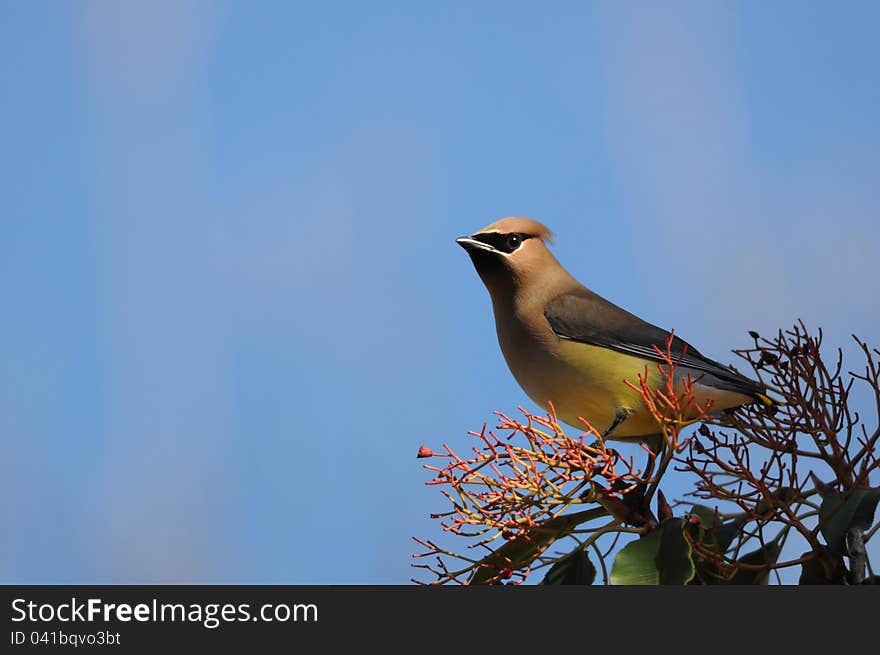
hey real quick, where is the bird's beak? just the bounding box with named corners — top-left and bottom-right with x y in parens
top-left (456, 235), bottom-right (496, 253)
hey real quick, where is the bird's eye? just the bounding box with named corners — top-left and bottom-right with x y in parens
top-left (506, 233), bottom-right (522, 250)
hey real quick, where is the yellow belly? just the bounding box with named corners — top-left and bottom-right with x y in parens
top-left (548, 341), bottom-right (660, 438)
top-left (506, 340), bottom-right (750, 441)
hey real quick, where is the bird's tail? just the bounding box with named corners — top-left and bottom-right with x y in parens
top-left (753, 391), bottom-right (784, 407)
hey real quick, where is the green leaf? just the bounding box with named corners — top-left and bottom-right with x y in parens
top-left (690, 487), bottom-right (790, 585)
top-left (818, 488), bottom-right (880, 552)
top-left (728, 542), bottom-right (781, 585)
top-left (753, 487), bottom-right (797, 518)
top-left (798, 548), bottom-right (846, 585)
top-left (686, 505), bottom-right (745, 584)
top-left (541, 549), bottom-right (596, 585)
top-left (610, 518), bottom-right (695, 586)
top-left (689, 504), bottom-right (741, 553)
top-left (469, 507), bottom-right (606, 584)
top-left (693, 488), bottom-right (790, 585)
top-left (610, 529), bottom-right (663, 585)
top-left (657, 519), bottom-right (696, 584)
top-left (689, 504), bottom-right (719, 529)
top-left (714, 519), bottom-right (744, 554)
top-left (798, 556), bottom-right (830, 585)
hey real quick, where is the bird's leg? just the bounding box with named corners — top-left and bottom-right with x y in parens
top-left (591, 410), bottom-right (664, 529)
top-left (601, 408), bottom-right (630, 440)
top-left (599, 431), bottom-right (664, 530)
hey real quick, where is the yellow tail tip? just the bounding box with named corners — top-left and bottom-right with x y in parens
top-left (755, 392), bottom-right (782, 407)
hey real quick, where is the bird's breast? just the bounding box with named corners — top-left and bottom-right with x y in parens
top-left (492, 307), bottom-right (650, 435)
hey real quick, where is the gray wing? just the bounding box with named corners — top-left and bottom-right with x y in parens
top-left (544, 290), bottom-right (763, 398)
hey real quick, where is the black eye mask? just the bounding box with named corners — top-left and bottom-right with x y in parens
top-left (471, 232), bottom-right (534, 254)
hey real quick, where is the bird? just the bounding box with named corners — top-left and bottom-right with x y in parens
top-left (456, 216), bottom-right (774, 442)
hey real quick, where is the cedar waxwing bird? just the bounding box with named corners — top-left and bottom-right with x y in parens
top-left (456, 216), bottom-right (775, 441)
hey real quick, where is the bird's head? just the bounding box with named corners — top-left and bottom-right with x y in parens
top-left (457, 217), bottom-right (563, 298)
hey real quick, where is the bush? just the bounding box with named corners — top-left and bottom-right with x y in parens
top-left (413, 322), bottom-right (880, 585)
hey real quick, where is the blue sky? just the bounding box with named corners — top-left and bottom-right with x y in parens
top-left (2, 1), bottom-right (878, 583)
